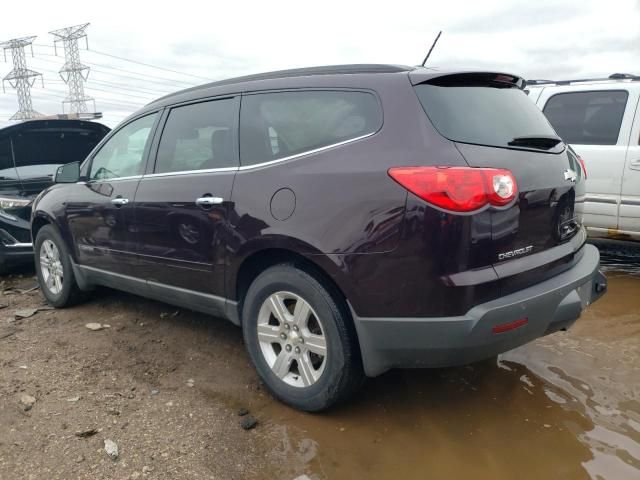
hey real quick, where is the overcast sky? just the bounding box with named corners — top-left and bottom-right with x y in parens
top-left (1, 0), bottom-right (639, 128)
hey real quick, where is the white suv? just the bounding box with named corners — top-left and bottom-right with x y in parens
top-left (527, 74), bottom-right (640, 241)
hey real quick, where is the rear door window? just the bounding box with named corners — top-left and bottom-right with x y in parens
top-left (543, 90), bottom-right (628, 145)
top-left (240, 90), bottom-right (382, 166)
top-left (154, 97), bottom-right (238, 174)
top-left (414, 81), bottom-right (558, 150)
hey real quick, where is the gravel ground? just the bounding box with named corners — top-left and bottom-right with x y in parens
top-left (0, 272), bottom-right (310, 480)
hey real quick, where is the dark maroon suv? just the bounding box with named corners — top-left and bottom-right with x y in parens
top-left (31, 65), bottom-right (606, 411)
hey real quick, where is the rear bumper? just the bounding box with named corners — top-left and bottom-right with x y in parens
top-left (351, 244), bottom-right (607, 377)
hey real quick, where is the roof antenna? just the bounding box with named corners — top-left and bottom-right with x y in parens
top-left (421, 31), bottom-right (442, 67)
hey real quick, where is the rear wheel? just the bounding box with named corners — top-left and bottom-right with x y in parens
top-left (242, 264), bottom-right (364, 411)
top-left (35, 225), bottom-right (83, 307)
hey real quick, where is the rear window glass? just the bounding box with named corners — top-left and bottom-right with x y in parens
top-left (414, 83), bottom-right (557, 149)
top-left (240, 90), bottom-right (381, 166)
top-left (543, 91), bottom-right (628, 145)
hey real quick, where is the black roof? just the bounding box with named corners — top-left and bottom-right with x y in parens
top-left (149, 64), bottom-right (413, 106)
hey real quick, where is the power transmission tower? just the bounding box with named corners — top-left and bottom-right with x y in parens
top-left (0, 36), bottom-right (43, 120)
top-left (50, 23), bottom-right (95, 114)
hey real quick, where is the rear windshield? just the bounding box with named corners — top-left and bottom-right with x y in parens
top-left (414, 83), bottom-right (558, 149)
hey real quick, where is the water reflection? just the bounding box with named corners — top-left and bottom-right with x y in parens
top-left (592, 239), bottom-right (640, 276)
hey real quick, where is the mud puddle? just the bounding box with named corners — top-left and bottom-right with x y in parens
top-left (258, 245), bottom-right (640, 480)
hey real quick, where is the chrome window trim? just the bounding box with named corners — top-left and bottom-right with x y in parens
top-left (86, 175), bottom-right (144, 183)
top-left (137, 130), bottom-right (377, 178)
top-left (238, 131), bottom-right (376, 171)
top-left (143, 167), bottom-right (238, 179)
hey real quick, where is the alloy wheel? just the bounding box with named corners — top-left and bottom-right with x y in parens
top-left (257, 291), bottom-right (327, 387)
top-left (40, 239), bottom-right (64, 295)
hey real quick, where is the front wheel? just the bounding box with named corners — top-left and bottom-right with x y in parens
top-left (242, 264), bottom-right (364, 411)
top-left (34, 224), bottom-right (83, 308)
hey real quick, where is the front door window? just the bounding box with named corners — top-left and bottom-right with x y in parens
top-left (90, 114), bottom-right (157, 180)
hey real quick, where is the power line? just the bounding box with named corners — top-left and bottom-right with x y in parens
top-left (30, 55), bottom-right (196, 90)
top-left (1, 41), bottom-right (207, 120)
top-left (33, 50), bottom-right (198, 86)
top-left (5, 88), bottom-right (147, 109)
top-left (28, 65), bottom-right (167, 101)
top-left (82, 59), bottom-right (198, 86)
top-left (84, 84), bottom-right (154, 100)
top-left (88, 48), bottom-right (213, 81)
top-left (88, 66), bottom-right (193, 89)
top-left (44, 73), bottom-right (175, 95)
top-left (34, 42), bottom-right (212, 81)
top-left (45, 77), bottom-right (172, 96)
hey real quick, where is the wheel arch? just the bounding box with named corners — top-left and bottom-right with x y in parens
top-left (31, 211), bottom-right (56, 243)
top-left (31, 210), bottom-right (79, 263)
top-left (233, 247), bottom-right (355, 328)
top-left (233, 246), bottom-right (364, 380)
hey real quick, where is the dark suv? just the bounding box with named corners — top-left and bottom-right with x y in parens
top-left (31, 65), bottom-right (607, 411)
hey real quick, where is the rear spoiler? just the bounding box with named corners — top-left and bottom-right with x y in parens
top-left (409, 70), bottom-right (525, 89)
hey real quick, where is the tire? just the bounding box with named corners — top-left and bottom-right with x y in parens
top-left (242, 264), bottom-right (364, 411)
top-left (34, 224), bottom-right (84, 308)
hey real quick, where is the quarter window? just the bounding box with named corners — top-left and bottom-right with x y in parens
top-left (543, 91), bottom-right (628, 145)
top-left (240, 90), bottom-right (382, 166)
top-left (90, 114), bottom-right (157, 180)
top-left (155, 98), bottom-right (237, 174)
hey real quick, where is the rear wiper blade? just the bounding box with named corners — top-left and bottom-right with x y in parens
top-left (508, 135), bottom-right (563, 150)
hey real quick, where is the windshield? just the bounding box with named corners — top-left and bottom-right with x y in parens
top-left (414, 83), bottom-right (561, 151)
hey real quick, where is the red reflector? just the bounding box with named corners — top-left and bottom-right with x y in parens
top-left (388, 166), bottom-right (517, 212)
top-left (492, 317), bottom-right (528, 334)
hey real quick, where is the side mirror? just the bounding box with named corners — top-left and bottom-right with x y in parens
top-left (54, 161), bottom-right (81, 183)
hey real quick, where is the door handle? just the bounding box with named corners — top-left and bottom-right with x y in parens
top-left (195, 196), bottom-right (224, 207)
top-left (630, 159), bottom-right (640, 171)
top-left (111, 197), bottom-right (129, 206)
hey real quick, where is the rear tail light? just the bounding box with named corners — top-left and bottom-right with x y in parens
top-left (388, 166), bottom-right (518, 212)
top-left (577, 155), bottom-right (588, 179)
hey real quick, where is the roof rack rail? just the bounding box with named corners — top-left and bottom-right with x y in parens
top-left (524, 79), bottom-right (555, 86)
top-left (526, 73), bottom-right (640, 87)
top-left (609, 73), bottom-right (640, 80)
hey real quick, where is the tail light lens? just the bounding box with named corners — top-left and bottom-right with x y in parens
top-left (577, 155), bottom-right (588, 179)
top-left (388, 166), bottom-right (518, 212)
